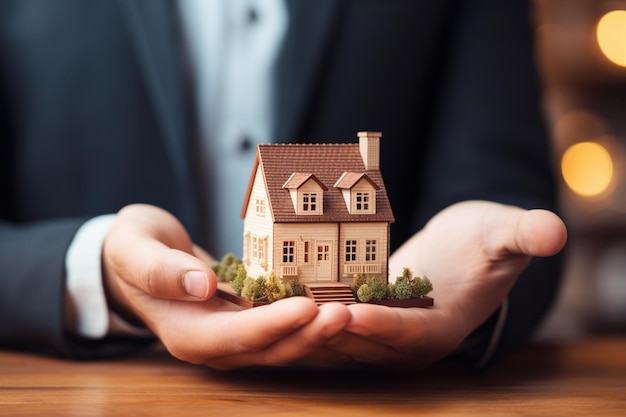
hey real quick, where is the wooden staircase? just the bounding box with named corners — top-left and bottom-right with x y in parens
top-left (306, 284), bottom-right (356, 305)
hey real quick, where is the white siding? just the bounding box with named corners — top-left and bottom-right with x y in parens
top-left (339, 222), bottom-right (389, 283)
top-left (274, 223), bottom-right (339, 282)
top-left (242, 165), bottom-right (274, 279)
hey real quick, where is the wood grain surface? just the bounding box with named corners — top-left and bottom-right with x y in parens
top-left (1, 338), bottom-right (625, 416)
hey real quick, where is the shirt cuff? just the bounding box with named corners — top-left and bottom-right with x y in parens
top-left (65, 214), bottom-right (116, 338)
top-left (65, 214), bottom-right (153, 339)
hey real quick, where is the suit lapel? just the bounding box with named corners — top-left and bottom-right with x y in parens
top-left (274, 0), bottom-right (345, 143)
top-left (118, 0), bottom-right (191, 193)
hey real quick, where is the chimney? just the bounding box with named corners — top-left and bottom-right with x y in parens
top-left (358, 131), bottom-right (382, 170)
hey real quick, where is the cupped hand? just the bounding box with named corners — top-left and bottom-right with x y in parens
top-left (326, 201), bottom-right (567, 369)
top-left (102, 204), bottom-right (350, 370)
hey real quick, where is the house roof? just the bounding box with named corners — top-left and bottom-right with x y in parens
top-left (334, 172), bottom-right (379, 190)
top-left (241, 143), bottom-right (395, 223)
top-left (282, 173), bottom-right (328, 191)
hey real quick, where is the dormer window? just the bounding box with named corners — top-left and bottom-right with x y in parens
top-left (354, 191), bottom-right (371, 212)
top-left (334, 172), bottom-right (378, 215)
top-left (283, 173), bottom-right (327, 215)
top-left (302, 192), bottom-right (318, 212)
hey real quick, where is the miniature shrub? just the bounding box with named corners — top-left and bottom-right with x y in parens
top-left (241, 276), bottom-right (267, 301)
top-left (285, 279), bottom-right (306, 297)
top-left (240, 277), bottom-right (259, 301)
top-left (387, 283), bottom-right (396, 299)
top-left (264, 272), bottom-right (286, 302)
top-left (394, 277), bottom-right (413, 300)
top-left (368, 277), bottom-right (388, 301)
top-left (212, 253), bottom-right (241, 282)
top-left (284, 282), bottom-right (294, 298)
top-left (356, 284), bottom-right (373, 303)
top-left (231, 264), bottom-right (248, 296)
top-left (400, 267), bottom-right (413, 281)
top-left (351, 273), bottom-right (368, 292)
top-left (255, 276), bottom-right (267, 299)
top-left (412, 276), bottom-right (433, 298)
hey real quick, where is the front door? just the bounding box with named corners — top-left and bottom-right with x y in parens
top-left (315, 241), bottom-right (332, 281)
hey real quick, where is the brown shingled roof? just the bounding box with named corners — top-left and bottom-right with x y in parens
top-left (241, 143), bottom-right (395, 224)
top-left (282, 173), bottom-right (328, 190)
top-left (334, 172), bottom-right (380, 190)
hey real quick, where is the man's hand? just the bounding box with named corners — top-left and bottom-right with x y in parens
top-left (326, 201), bottom-right (567, 369)
top-left (102, 204), bottom-right (351, 370)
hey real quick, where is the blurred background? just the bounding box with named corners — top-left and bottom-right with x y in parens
top-left (533, 0), bottom-right (626, 340)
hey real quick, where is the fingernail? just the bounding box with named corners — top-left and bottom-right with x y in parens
top-left (183, 271), bottom-right (209, 298)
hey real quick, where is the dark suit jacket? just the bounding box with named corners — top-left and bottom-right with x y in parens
top-left (0, 0), bottom-right (561, 363)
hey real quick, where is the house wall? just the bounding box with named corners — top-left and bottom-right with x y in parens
top-left (273, 223), bottom-right (339, 282)
top-left (242, 164), bottom-right (274, 279)
top-left (339, 222), bottom-right (390, 284)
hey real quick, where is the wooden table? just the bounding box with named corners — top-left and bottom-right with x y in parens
top-left (1, 338), bottom-right (625, 416)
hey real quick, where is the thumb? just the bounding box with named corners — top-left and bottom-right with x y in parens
top-left (487, 207), bottom-right (567, 259)
top-left (135, 242), bottom-right (218, 300)
top-left (103, 206), bottom-right (218, 302)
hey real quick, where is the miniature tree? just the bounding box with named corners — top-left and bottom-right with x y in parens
top-left (241, 276), bottom-right (267, 302)
top-left (412, 276), bottom-right (433, 298)
top-left (394, 278), bottom-right (413, 300)
top-left (212, 253), bottom-right (241, 282)
top-left (284, 279), bottom-right (307, 297)
top-left (356, 284), bottom-right (373, 303)
top-left (351, 273), bottom-right (369, 293)
top-left (264, 272), bottom-right (287, 302)
top-left (231, 264), bottom-right (248, 296)
top-left (368, 276), bottom-right (389, 301)
top-left (392, 267), bottom-right (412, 299)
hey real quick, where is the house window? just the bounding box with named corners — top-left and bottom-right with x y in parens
top-left (355, 192), bottom-right (370, 211)
top-left (282, 241), bottom-right (295, 263)
top-left (302, 193), bottom-right (317, 212)
top-left (303, 241), bottom-right (311, 263)
top-left (365, 239), bottom-right (377, 261)
top-left (345, 240), bottom-right (357, 262)
top-left (255, 199), bottom-right (265, 216)
top-left (252, 237), bottom-right (259, 259)
top-left (252, 236), bottom-right (267, 264)
top-left (259, 238), bottom-right (266, 262)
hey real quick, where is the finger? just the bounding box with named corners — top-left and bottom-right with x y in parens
top-left (163, 296), bottom-right (321, 367)
top-left (345, 304), bottom-right (431, 351)
top-left (333, 304), bottom-right (456, 368)
top-left (487, 207), bottom-right (567, 258)
top-left (105, 228), bottom-right (217, 302)
top-left (255, 302), bottom-right (351, 365)
top-left (515, 209), bottom-right (568, 256)
top-left (207, 302), bottom-right (351, 370)
top-left (327, 332), bottom-right (417, 368)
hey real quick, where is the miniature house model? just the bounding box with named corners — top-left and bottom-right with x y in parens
top-left (240, 132), bottom-right (395, 284)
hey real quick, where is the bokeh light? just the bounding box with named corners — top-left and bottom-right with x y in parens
top-left (561, 141), bottom-right (614, 197)
top-left (596, 10), bottom-right (626, 67)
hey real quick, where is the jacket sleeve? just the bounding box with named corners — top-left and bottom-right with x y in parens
top-left (0, 219), bottom-right (153, 358)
